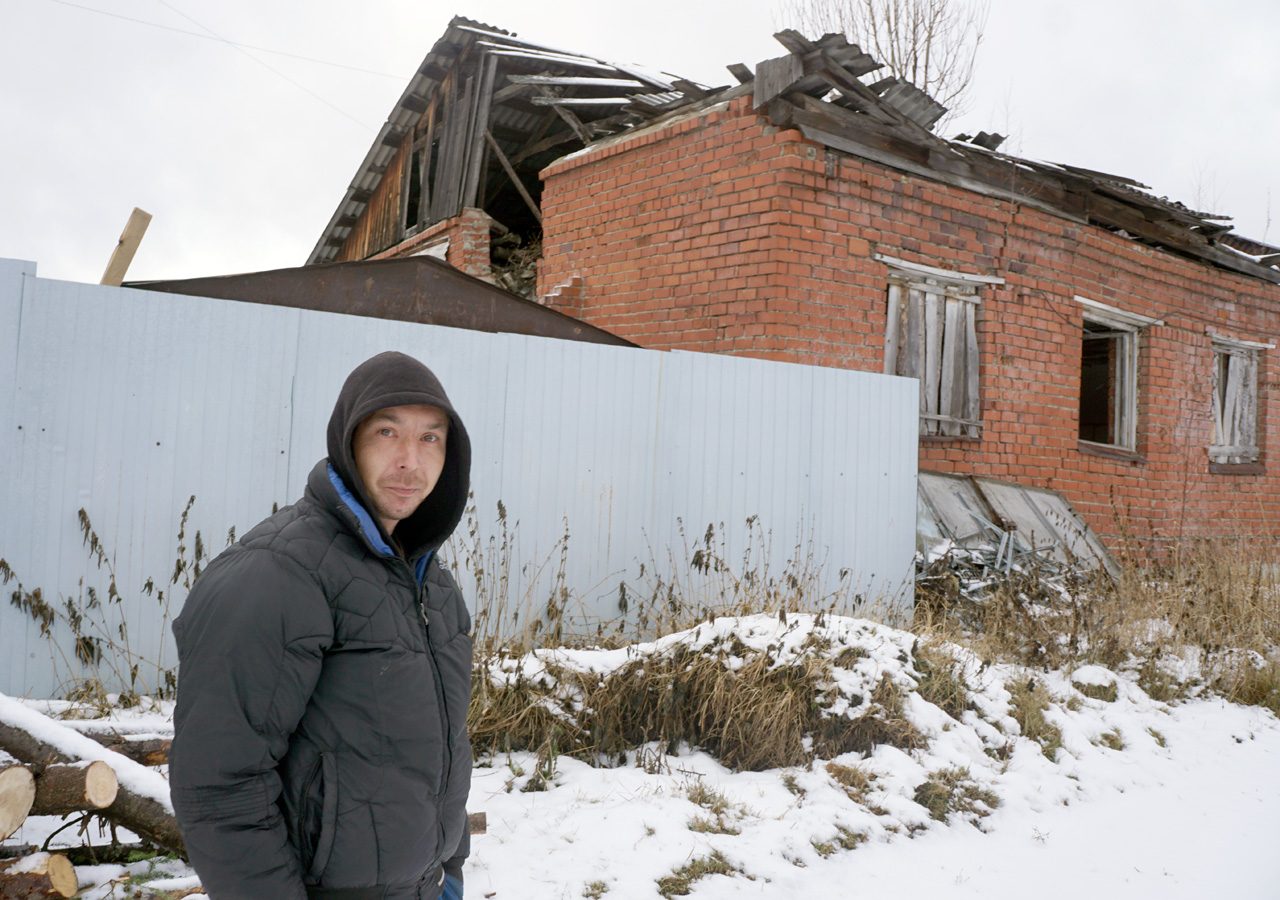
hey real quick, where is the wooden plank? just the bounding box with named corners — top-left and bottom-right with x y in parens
top-left (1211, 351), bottom-right (1226, 446)
top-left (100, 208), bottom-right (152, 286)
top-left (507, 75), bottom-right (645, 88)
top-left (397, 131), bottom-right (414, 235)
top-left (428, 74), bottom-right (457, 222)
top-left (883, 283), bottom-right (903, 375)
top-left (485, 130), bottom-right (542, 224)
top-left (1117, 332), bottom-right (1136, 449)
top-left (510, 109), bottom-right (557, 164)
top-left (923, 288), bottom-right (944, 435)
top-left (511, 127), bottom-right (579, 166)
top-left (753, 53), bottom-right (805, 110)
top-left (464, 54), bottom-right (499, 209)
top-left (963, 301), bottom-right (981, 437)
top-left (530, 96), bottom-right (634, 107)
top-left (419, 101), bottom-right (436, 226)
top-left (905, 287), bottom-right (925, 432)
top-left (1241, 353), bottom-right (1258, 460)
top-left (727, 63), bottom-right (753, 84)
top-left (903, 287), bottom-right (923, 380)
top-left (938, 297), bottom-right (965, 436)
top-left (440, 72), bottom-right (474, 220)
top-left (540, 90), bottom-right (593, 144)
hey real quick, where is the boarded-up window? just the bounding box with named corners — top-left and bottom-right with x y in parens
top-left (883, 275), bottom-right (982, 438)
top-left (1211, 339), bottom-right (1261, 464)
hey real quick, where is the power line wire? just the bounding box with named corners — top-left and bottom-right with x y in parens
top-left (152, 0), bottom-right (374, 130)
top-left (42, 0), bottom-right (408, 81)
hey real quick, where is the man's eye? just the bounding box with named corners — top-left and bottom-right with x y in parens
top-left (422, 433), bottom-right (439, 443)
top-left (378, 427), bottom-right (394, 437)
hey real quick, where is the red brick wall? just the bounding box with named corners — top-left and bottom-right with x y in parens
top-left (372, 207), bottom-right (493, 283)
top-left (538, 95), bottom-right (1280, 545)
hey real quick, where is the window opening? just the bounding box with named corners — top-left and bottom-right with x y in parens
top-left (404, 148), bottom-right (424, 232)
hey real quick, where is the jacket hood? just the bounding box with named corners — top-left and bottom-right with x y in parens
top-left (326, 351), bottom-right (471, 557)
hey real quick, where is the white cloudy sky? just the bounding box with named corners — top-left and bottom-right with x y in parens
top-left (3, 0), bottom-right (1277, 284)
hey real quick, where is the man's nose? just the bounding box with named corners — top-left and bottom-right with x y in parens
top-left (393, 437), bottom-right (418, 469)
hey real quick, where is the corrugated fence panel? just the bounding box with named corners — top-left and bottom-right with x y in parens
top-left (0, 261), bottom-right (918, 697)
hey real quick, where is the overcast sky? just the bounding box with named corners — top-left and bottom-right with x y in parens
top-left (4, 0), bottom-right (1276, 284)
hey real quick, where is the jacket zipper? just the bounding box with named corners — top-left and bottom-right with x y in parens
top-left (410, 561), bottom-right (453, 797)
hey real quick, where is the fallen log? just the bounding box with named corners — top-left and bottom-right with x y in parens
top-left (0, 694), bottom-right (183, 856)
top-left (85, 735), bottom-right (171, 767)
top-left (0, 752), bottom-right (35, 842)
top-left (31, 761), bottom-right (119, 815)
top-left (0, 851), bottom-right (77, 899)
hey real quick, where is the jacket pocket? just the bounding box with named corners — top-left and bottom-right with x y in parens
top-left (303, 752), bottom-right (338, 881)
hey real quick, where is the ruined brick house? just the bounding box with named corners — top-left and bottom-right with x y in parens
top-left (308, 18), bottom-right (1280, 548)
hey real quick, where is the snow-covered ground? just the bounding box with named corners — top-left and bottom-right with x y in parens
top-left (5, 614), bottom-right (1278, 898)
top-left (465, 697), bottom-right (1279, 899)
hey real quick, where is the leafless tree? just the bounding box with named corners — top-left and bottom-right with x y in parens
top-left (778, 0), bottom-right (988, 124)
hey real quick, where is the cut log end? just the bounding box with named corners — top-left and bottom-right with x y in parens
top-left (0, 852), bottom-right (78, 899)
top-left (0, 764), bottom-right (36, 841)
top-left (32, 761), bottom-right (119, 815)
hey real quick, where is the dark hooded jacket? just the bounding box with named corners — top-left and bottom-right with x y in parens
top-left (170, 352), bottom-right (473, 899)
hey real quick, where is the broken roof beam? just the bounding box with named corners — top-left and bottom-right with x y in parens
top-left (508, 75), bottom-right (646, 89)
top-left (484, 130), bottom-right (542, 224)
top-left (530, 96), bottom-right (638, 107)
top-left (753, 53), bottom-right (805, 109)
top-left (475, 43), bottom-right (620, 73)
top-left (610, 63), bottom-right (677, 92)
top-left (453, 22), bottom-right (585, 59)
top-left (493, 75), bottom-right (647, 105)
top-left (539, 91), bottom-right (595, 144)
top-left (773, 29), bottom-right (881, 76)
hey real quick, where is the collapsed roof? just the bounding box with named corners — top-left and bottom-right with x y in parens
top-left (309, 19), bottom-right (1280, 286)
top-left (307, 17), bottom-right (712, 265)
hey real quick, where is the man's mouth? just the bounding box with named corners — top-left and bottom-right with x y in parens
top-left (385, 485), bottom-right (421, 498)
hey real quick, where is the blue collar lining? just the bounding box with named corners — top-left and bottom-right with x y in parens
top-left (327, 464), bottom-right (435, 584)
top-left (327, 463), bottom-right (394, 558)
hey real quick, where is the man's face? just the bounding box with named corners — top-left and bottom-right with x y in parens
top-left (352, 404), bottom-right (449, 534)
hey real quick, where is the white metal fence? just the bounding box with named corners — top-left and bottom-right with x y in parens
top-left (0, 258), bottom-right (919, 698)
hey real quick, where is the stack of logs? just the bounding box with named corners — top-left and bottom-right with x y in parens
top-left (0, 720), bottom-right (178, 899)
top-left (0, 705), bottom-right (486, 898)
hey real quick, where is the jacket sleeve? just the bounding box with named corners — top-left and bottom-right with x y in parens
top-left (169, 548), bottom-right (332, 900)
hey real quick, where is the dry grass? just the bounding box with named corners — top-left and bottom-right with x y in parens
top-left (912, 641), bottom-right (971, 719)
top-left (471, 630), bottom-right (927, 771)
top-left (1072, 680), bottom-right (1118, 702)
top-left (824, 761), bottom-right (877, 804)
top-left (912, 766), bottom-right (1001, 823)
top-left (810, 824), bottom-right (867, 858)
top-left (656, 851), bottom-right (738, 898)
top-left (1008, 677), bottom-right (1064, 760)
top-left (1215, 659), bottom-right (1280, 716)
top-left (1097, 729), bottom-right (1126, 751)
top-left (1099, 540), bottom-right (1280, 666)
top-left (916, 539), bottom-right (1280, 718)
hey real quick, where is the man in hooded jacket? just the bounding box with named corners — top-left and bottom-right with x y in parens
top-left (170, 351), bottom-right (473, 900)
